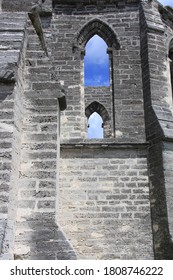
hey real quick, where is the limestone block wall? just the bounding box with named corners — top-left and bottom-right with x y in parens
top-left (0, 84), bottom-right (14, 216)
top-left (12, 17), bottom-right (76, 260)
top-left (59, 145), bottom-right (153, 259)
top-left (3, 50), bottom-right (26, 259)
top-left (56, 0), bottom-right (153, 260)
top-left (0, 6), bottom-right (75, 259)
top-left (1, 0), bottom-right (52, 12)
top-left (85, 87), bottom-right (112, 117)
top-left (162, 142), bottom-right (173, 256)
top-left (0, 84), bottom-right (14, 256)
top-left (0, 11), bottom-right (27, 258)
top-left (85, 86), bottom-right (113, 138)
top-left (0, 0), bottom-right (173, 260)
top-left (52, 1), bottom-right (146, 142)
top-left (140, 1), bottom-right (173, 259)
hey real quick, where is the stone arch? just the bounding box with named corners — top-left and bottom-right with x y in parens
top-left (85, 101), bottom-right (109, 122)
top-left (75, 18), bottom-right (120, 49)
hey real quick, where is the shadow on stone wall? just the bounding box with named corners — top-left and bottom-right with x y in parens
top-left (0, 84), bottom-right (14, 102)
top-left (14, 213), bottom-right (77, 260)
top-left (149, 143), bottom-right (173, 259)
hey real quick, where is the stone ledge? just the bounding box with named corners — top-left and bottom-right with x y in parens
top-left (60, 141), bottom-right (149, 149)
top-left (147, 23), bottom-right (165, 34)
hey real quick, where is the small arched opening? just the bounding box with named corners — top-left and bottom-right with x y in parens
top-left (85, 101), bottom-right (110, 139)
top-left (88, 112), bottom-right (103, 139)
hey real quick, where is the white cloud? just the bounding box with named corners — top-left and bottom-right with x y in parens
top-left (85, 35), bottom-right (108, 65)
top-left (88, 112), bottom-right (103, 139)
top-left (85, 75), bottom-right (109, 86)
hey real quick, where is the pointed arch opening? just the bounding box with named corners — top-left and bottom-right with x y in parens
top-left (84, 35), bottom-right (110, 86)
top-left (76, 19), bottom-right (120, 49)
top-left (85, 101), bottom-right (110, 139)
top-left (73, 19), bottom-right (119, 139)
top-left (88, 112), bottom-right (103, 139)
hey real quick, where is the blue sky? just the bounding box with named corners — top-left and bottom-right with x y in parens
top-left (85, 36), bottom-right (109, 138)
top-left (88, 112), bottom-right (104, 138)
top-left (159, 0), bottom-right (173, 6)
top-left (84, 35), bottom-right (109, 86)
top-left (86, 0), bottom-right (173, 139)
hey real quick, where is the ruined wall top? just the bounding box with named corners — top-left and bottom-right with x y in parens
top-left (1, 0), bottom-right (172, 15)
top-left (0, 0), bottom-right (149, 11)
top-left (1, 0), bottom-right (52, 12)
top-left (52, 0), bottom-right (140, 4)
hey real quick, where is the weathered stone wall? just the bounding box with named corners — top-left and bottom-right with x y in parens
top-left (52, 1), bottom-right (146, 142)
top-left (163, 142), bottom-right (173, 245)
top-left (12, 15), bottom-right (76, 260)
top-left (85, 87), bottom-right (113, 138)
top-left (55, 0), bottom-right (154, 259)
top-left (2, 0), bottom-right (52, 12)
top-left (3, 41), bottom-right (27, 259)
top-left (0, 11), bottom-right (27, 258)
top-left (0, 5), bottom-right (75, 259)
top-left (0, 0), bottom-right (173, 260)
top-left (0, 84), bottom-right (14, 216)
top-left (85, 87), bottom-right (112, 117)
top-left (59, 145), bottom-right (153, 259)
top-left (140, 1), bottom-right (173, 259)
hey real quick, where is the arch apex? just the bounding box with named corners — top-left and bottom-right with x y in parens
top-left (75, 18), bottom-right (120, 49)
top-left (85, 101), bottom-right (110, 122)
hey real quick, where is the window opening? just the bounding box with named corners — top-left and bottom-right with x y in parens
top-left (84, 35), bottom-right (110, 86)
top-left (88, 112), bottom-right (103, 139)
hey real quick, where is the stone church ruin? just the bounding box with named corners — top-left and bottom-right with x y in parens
top-left (0, 0), bottom-right (173, 259)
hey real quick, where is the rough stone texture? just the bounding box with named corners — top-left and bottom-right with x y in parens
top-left (0, 0), bottom-right (173, 260)
top-left (56, 2), bottom-right (146, 142)
top-left (59, 145), bottom-right (153, 259)
top-left (140, 0), bottom-right (173, 259)
top-left (2, 0), bottom-right (52, 12)
top-left (14, 213), bottom-right (76, 260)
top-left (0, 11), bottom-right (27, 259)
top-left (163, 142), bottom-right (173, 245)
top-left (85, 87), bottom-right (113, 138)
top-left (0, 2), bottom-right (75, 260)
top-left (11, 16), bottom-right (76, 260)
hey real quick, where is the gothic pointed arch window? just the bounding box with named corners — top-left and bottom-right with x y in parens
top-left (85, 101), bottom-right (110, 139)
top-left (88, 112), bottom-right (104, 139)
top-left (75, 19), bottom-right (120, 88)
top-left (74, 19), bottom-right (120, 139)
top-left (84, 35), bottom-right (110, 86)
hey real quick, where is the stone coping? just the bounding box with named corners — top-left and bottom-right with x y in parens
top-left (60, 141), bottom-right (149, 149)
